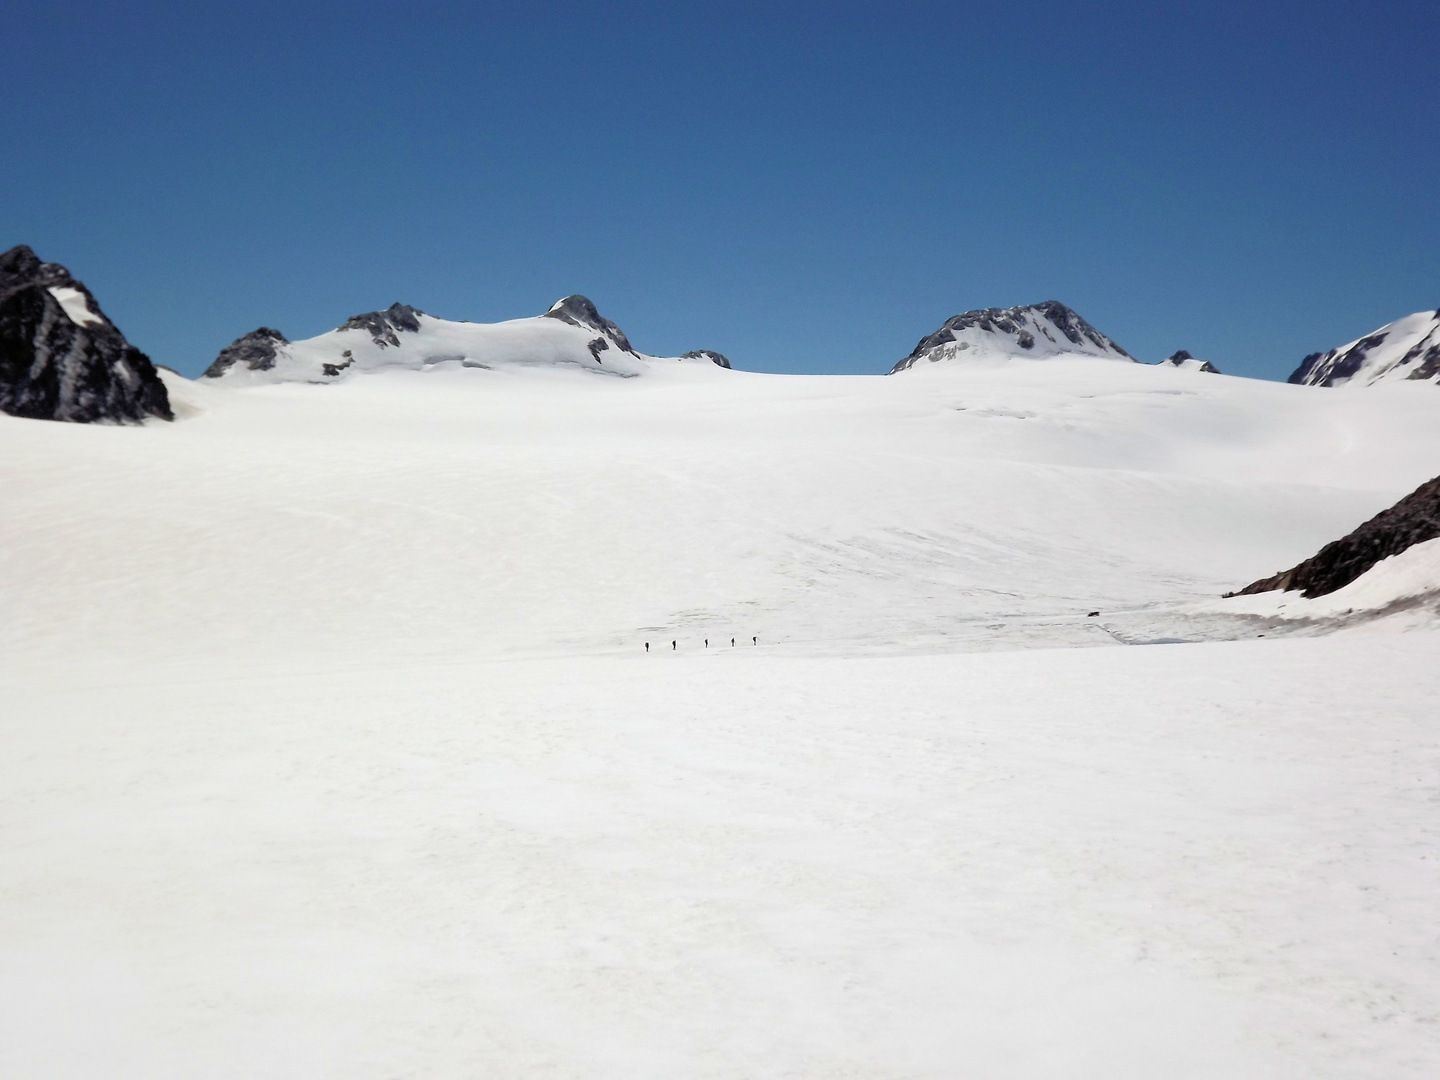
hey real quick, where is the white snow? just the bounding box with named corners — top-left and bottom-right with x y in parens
top-left (1158, 354), bottom-right (1216, 372)
top-left (46, 285), bottom-right (103, 327)
top-left (4, 352), bottom-right (1440, 1077)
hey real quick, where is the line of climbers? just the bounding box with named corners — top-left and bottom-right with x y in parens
top-left (644, 636), bottom-right (758, 653)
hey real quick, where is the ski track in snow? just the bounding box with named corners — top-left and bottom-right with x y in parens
top-left (3, 357), bottom-right (1440, 1077)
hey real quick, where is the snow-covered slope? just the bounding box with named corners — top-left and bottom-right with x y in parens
top-left (889, 301), bottom-right (1133, 372)
top-left (8, 353), bottom-right (1440, 1078)
top-left (8, 354), bottom-right (1440, 671)
top-left (204, 295), bottom-right (731, 384)
top-left (1289, 308), bottom-right (1440, 387)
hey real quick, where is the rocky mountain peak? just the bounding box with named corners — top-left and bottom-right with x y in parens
top-left (0, 244), bottom-right (171, 423)
top-left (543, 295), bottom-right (637, 355)
top-left (890, 301), bottom-right (1133, 373)
top-left (1289, 309), bottom-right (1440, 387)
top-left (204, 327), bottom-right (291, 377)
top-left (337, 303), bottom-right (426, 349)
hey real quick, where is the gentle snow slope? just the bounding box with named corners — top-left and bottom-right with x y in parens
top-left (6, 356), bottom-right (1439, 669)
top-left (5, 354), bottom-right (1440, 1078)
top-left (3, 637), bottom-right (1439, 1078)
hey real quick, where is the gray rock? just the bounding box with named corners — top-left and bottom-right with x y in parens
top-left (1229, 474), bottom-right (1440, 599)
top-left (204, 326), bottom-right (289, 377)
top-left (0, 244), bottom-right (171, 423)
top-left (336, 302), bottom-right (425, 348)
top-left (543, 295), bottom-right (637, 355)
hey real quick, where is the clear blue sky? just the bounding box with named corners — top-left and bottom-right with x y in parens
top-left (5, 0), bottom-right (1437, 378)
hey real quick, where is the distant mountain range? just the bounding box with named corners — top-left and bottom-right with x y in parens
top-left (3, 242), bottom-right (1437, 425)
top-left (203, 295), bottom-right (732, 384)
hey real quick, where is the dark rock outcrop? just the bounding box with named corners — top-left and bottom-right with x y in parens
top-left (204, 326), bottom-right (289, 377)
top-left (337, 302), bottom-right (425, 348)
top-left (1289, 333), bottom-right (1388, 387)
top-left (1230, 475), bottom-right (1440, 598)
top-left (0, 244), bottom-right (171, 423)
top-left (890, 301), bottom-right (1132, 373)
top-left (1159, 350), bottom-right (1220, 373)
top-left (543, 295), bottom-right (637, 355)
top-left (680, 349), bottom-right (732, 369)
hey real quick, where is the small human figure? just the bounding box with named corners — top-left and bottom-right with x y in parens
top-left (645, 642), bottom-right (649, 653)
top-left (672, 640), bottom-right (676, 651)
top-left (705, 639), bottom-right (709, 648)
top-left (731, 637), bottom-right (735, 647)
top-left (752, 636), bottom-right (757, 645)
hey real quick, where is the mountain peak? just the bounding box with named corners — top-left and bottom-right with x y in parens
top-left (1289, 309), bottom-right (1440, 387)
top-left (543, 295), bottom-right (636, 355)
top-left (890, 301), bottom-right (1133, 373)
top-left (0, 244), bottom-right (171, 423)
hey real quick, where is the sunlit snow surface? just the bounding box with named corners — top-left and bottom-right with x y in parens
top-left (46, 285), bottom-right (103, 327)
top-left (3, 357), bottom-right (1440, 1077)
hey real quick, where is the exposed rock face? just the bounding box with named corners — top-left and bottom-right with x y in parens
top-left (1231, 475), bottom-right (1440, 598)
top-left (680, 349), bottom-right (732, 369)
top-left (1158, 350), bottom-right (1220, 373)
top-left (0, 244), bottom-right (171, 423)
top-left (337, 302), bottom-right (425, 348)
top-left (543, 295), bottom-right (637, 355)
top-left (1289, 309), bottom-right (1440, 387)
top-left (890, 301), bottom-right (1132, 373)
top-left (204, 327), bottom-right (290, 377)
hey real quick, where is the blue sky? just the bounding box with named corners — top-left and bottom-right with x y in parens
top-left (4, 0), bottom-right (1437, 378)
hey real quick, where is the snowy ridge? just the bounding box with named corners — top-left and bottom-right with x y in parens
top-left (890, 301), bottom-right (1133, 373)
top-left (1289, 308), bottom-right (1440, 387)
top-left (203, 295), bottom-right (732, 384)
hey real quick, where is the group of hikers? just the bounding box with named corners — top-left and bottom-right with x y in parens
top-left (645, 636), bottom-right (757, 652)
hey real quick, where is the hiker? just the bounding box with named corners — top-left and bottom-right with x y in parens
top-left (672, 640), bottom-right (676, 651)
top-left (752, 636), bottom-right (757, 645)
top-left (731, 637), bottom-right (734, 647)
top-left (645, 642), bottom-right (649, 653)
top-left (705, 639), bottom-right (708, 648)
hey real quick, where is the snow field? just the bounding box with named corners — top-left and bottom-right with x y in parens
top-left (4, 354), bottom-right (1440, 1076)
top-left (4, 360), bottom-right (1439, 670)
top-left (3, 637), bottom-right (1438, 1077)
